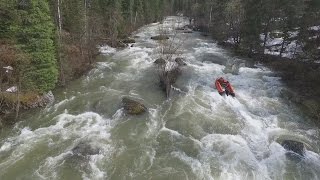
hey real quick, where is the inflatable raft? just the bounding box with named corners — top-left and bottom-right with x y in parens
top-left (215, 77), bottom-right (235, 97)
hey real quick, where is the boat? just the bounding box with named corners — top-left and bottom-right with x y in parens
top-left (215, 77), bottom-right (235, 97)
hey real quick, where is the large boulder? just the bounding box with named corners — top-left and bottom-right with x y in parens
top-left (151, 35), bottom-right (169, 40)
top-left (122, 97), bottom-right (147, 115)
top-left (154, 58), bottom-right (166, 65)
top-left (281, 140), bottom-right (306, 157)
top-left (175, 58), bottom-right (187, 66)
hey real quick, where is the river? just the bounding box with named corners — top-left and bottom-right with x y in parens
top-left (0, 16), bottom-right (320, 180)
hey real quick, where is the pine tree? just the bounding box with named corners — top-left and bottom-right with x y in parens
top-left (17, 0), bottom-right (58, 93)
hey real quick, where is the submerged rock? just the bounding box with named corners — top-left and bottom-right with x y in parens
top-left (154, 58), bottom-right (166, 65)
top-left (281, 140), bottom-right (306, 157)
top-left (151, 35), bottom-right (169, 40)
top-left (122, 97), bottom-right (147, 115)
top-left (175, 58), bottom-right (187, 66)
top-left (72, 142), bottom-right (100, 157)
top-left (65, 142), bottom-right (100, 171)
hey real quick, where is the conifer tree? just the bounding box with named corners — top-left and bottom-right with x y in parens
top-left (17, 0), bottom-right (58, 93)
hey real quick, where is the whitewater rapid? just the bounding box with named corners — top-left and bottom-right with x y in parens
top-left (0, 16), bottom-right (319, 180)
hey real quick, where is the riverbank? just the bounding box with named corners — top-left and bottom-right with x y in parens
top-left (0, 35), bottom-right (136, 129)
top-left (261, 56), bottom-right (320, 123)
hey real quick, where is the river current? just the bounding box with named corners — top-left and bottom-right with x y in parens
top-left (0, 16), bottom-right (319, 180)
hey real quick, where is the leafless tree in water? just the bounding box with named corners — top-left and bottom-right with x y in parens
top-left (155, 17), bottom-right (188, 98)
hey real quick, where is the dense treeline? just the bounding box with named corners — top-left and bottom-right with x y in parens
top-left (51, 0), bottom-right (173, 86)
top-left (0, 0), bottom-right (175, 95)
top-left (0, 0), bottom-right (57, 94)
top-left (175, 0), bottom-right (320, 61)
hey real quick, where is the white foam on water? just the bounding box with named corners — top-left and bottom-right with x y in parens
top-left (0, 112), bottom-right (115, 179)
top-left (161, 127), bottom-right (183, 137)
top-left (83, 154), bottom-right (106, 180)
top-left (46, 96), bottom-right (76, 113)
top-left (0, 142), bottom-right (11, 152)
top-left (35, 151), bottom-right (72, 179)
top-left (171, 151), bottom-right (214, 180)
top-left (96, 62), bottom-right (115, 71)
top-left (199, 134), bottom-right (271, 180)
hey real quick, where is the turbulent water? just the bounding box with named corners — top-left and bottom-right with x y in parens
top-left (1, 16), bottom-right (320, 180)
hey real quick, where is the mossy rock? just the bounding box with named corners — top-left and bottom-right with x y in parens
top-left (122, 97), bottom-right (147, 115)
top-left (151, 35), bottom-right (169, 40)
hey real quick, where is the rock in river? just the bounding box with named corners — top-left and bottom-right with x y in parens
top-left (122, 38), bottom-right (136, 44)
top-left (122, 97), bottom-right (147, 115)
top-left (154, 58), bottom-right (166, 65)
top-left (281, 140), bottom-right (306, 157)
top-left (72, 142), bottom-right (100, 157)
top-left (151, 35), bottom-right (169, 40)
top-left (175, 57), bottom-right (187, 66)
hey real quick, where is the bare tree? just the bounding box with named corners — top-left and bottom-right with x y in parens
top-left (155, 18), bottom-right (187, 98)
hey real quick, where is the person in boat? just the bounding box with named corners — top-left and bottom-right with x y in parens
top-left (215, 77), bottom-right (235, 97)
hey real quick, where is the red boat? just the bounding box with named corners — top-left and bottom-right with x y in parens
top-left (215, 77), bottom-right (235, 97)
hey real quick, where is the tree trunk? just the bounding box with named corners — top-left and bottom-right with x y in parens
top-left (262, 19), bottom-right (271, 55)
top-left (57, 0), bottom-right (65, 86)
top-left (84, 0), bottom-right (88, 44)
top-left (279, 39), bottom-right (286, 57)
top-left (134, 11), bottom-right (137, 26)
top-left (209, 5), bottom-right (213, 23)
top-left (15, 79), bottom-right (21, 120)
top-left (57, 0), bottom-right (62, 33)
